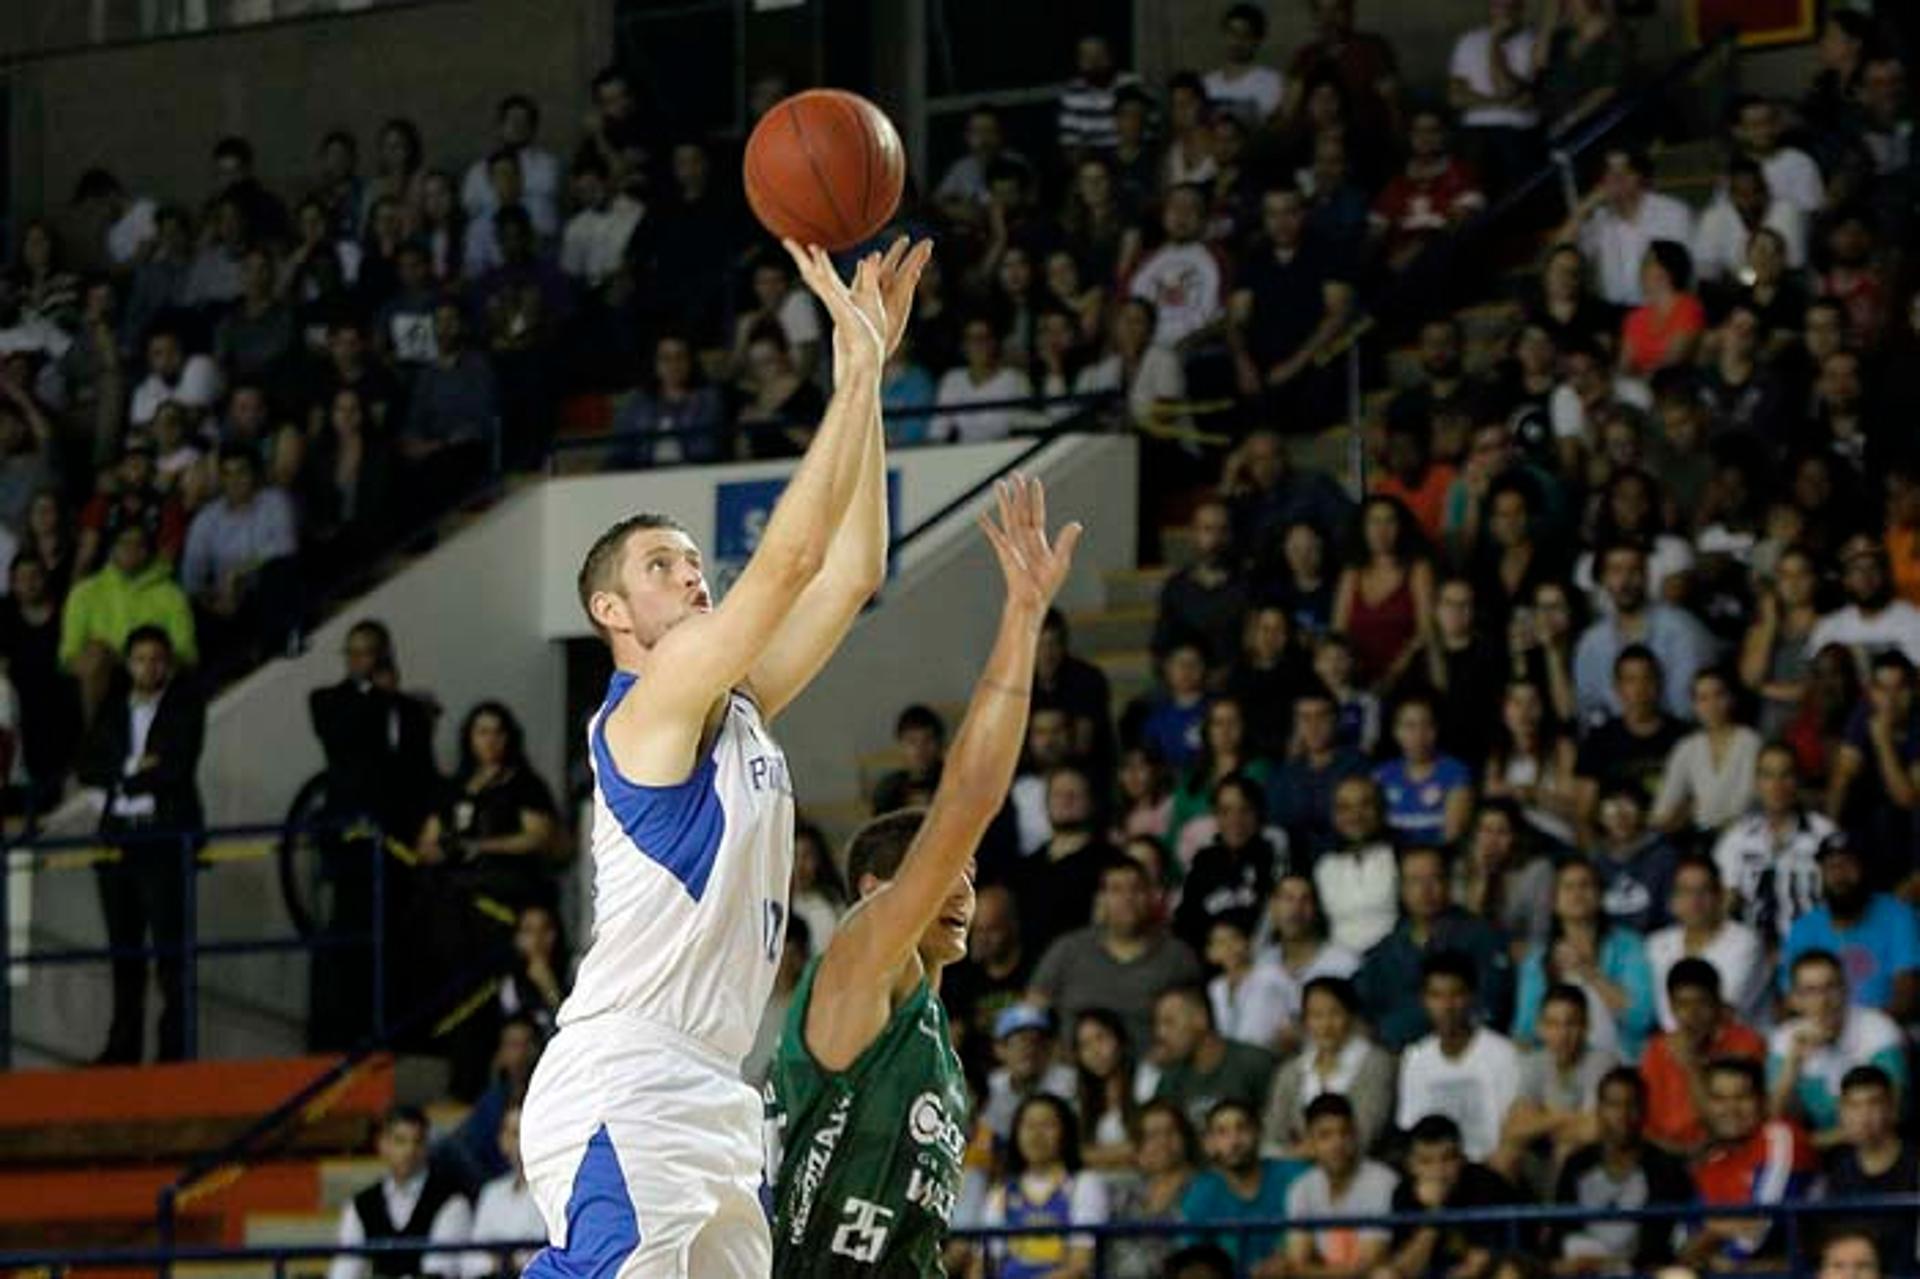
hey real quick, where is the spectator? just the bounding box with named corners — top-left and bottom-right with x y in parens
top-left (1361, 845), bottom-right (1514, 1051)
top-left (179, 446), bottom-right (299, 667)
top-left (1768, 950), bottom-right (1907, 1141)
top-left (1270, 683), bottom-right (1368, 857)
top-left (304, 315), bottom-right (403, 436)
top-left (930, 316), bottom-right (1031, 444)
top-left (1372, 425), bottom-right (1456, 549)
top-left (1204, 915), bottom-right (1294, 1052)
top-left (213, 246), bottom-right (297, 383)
top-left (1692, 158), bottom-right (1807, 286)
top-left (462, 95), bottom-right (561, 236)
top-left (1446, 0), bottom-right (1541, 192)
top-left (1228, 605), bottom-right (1308, 759)
top-left (1155, 499), bottom-right (1248, 674)
top-left (402, 301), bottom-right (498, 498)
top-left (1373, 695), bottom-right (1474, 847)
top-left (1370, 109), bottom-right (1485, 274)
top-left (1282, 1093), bottom-right (1399, 1279)
top-left (375, 242), bottom-right (442, 376)
top-left (1334, 496), bottom-right (1434, 691)
top-left (1128, 186), bottom-right (1227, 353)
top-left (1379, 1115), bottom-right (1517, 1279)
top-left (1713, 742), bottom-right (1834, 948)
top-left (1219, 429), bottom-right (1354, 558)
top-left (1454, 799), bottom-right (1554, 952)
top-left (1561, 147), bottom-right (1695, 307)
top-left (1136, 642), bottom-right (1209, 773)
top-left (417, 700), bottom-right (560, 911)
top-left (1640, 957), bottom-right (1765, 1157)
top-left (1180, 1099), bottom-right (1298, 1276)
top-left (1071, 1007), bottom-right (1140, 1173)
top-left (935, 106), bottom-right (1024, 218)
top-left (1574, 648), bottom-right (1686, 841)
top-left (1057, 34), bottom-right (1141, 161)
top-left (1533, 0), bottom-right (1628, 135)
top-left (1010, 708), bottom-right (1074, 854)
top-left (1810, 535), bottom-right (1920, 669)
top-left (1783, 835), bottom-right (1920, 1019)
top-left (731, 252), bottom-right (822, 387)
top-left (1619, 241), bottom-right (1706, 377)
top-left (1113, 748), bottom-right (1173, 844)
top-left (183, 196), bottom-right (249, 312)
top-left (329, 1106), bottom-right (472, 1279)
top-left (1034, 609), bottom-right (1114, 783)
top-left (1821, 1067), bottom-right (1919, 1267)
top-left (1258, 873), bottom-right (1363, 1005)
top-left (1009, 765), bottom-right (1123, 955)
top-left (78, 626), bottom-right (203, 1064)
top-left (1150, 985), bottom-right (1276, 1133)
top-left (1284, 0), bottom-right (1403, 140)
top-left (1105, 1101), bottom-right (1197, 1279)
top-left (60, 522), bottom-right (197, 722)
top-left (75, 436), bottom-right (188, 575)
top-left (1573, 544), bottom-right (1717, 723)
top-left (1819, 1233), bottom-right (1887, 1279)
top-left (1231, 185), bottom-right (1358, 423)
top-left (1396, 951), bottom-right (1523, 1161)
top-left (1494, 984), bottom-right (1614, 1186)
top-left (1316, 633), bottom-right (1381, 757)
top-left (1513, 857), bottom-right (1655, 1060)
top-left (463, 1101), bottom-right (544, 1276)
top-left (872, 703), bottom-right (945, 815)
top-left (1174, 775), bottom-right (1285, 951)
top-left (1827, 649), bottom-right (1920, 859)
top-left (1550, 1068), bottom-right (1695, 1270)
top-left (1647, 854), bottom-right (1767, 1030)
top-left (1651, 669), bottom-right (1761, 837)
top-left (129, 320), bottom-right (223, 428)
top-left (302, 387), bottom-right (398, 575)
top-left (497, 902), bottom-right (567, 1038)
top-left (0, 554), bottom-right (78, 806)
top-left (1261, 975), bottom-right (1396, 1158)
top-left (469, 206), bottom-right (572, 465)
top-left (1315, 776), bottom-right (1399, 955)
top-left (1730, 94), bottom-right (1826, 216)
top-left (1482, 681), bottom-right (1579, 848)
top-left (1682, 1057), bottom-right (1815, 1269)
top-left (981, 1005), bottom-right (1077, 1143)
top-left (1029, 858), bottom-right (1202, 1058)
top-left (1590, 781), bottom-right (1679, 936)
top-left (1206, 7), bottom-right (1284, 128)
top-left (0, 381), bottom-right (57, 537)
top-left (1075, 296), bottom-right (1189, 432)
top-left (611, 332), bottom-right (726, 468)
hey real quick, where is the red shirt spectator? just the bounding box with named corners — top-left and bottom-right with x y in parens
top-left (1371, 111), bottom-right (1484, 270)
top-left (1640, 1019), bottom-right (1765, 1152)
top-left (1620, 293), bottom-right (1707, 376)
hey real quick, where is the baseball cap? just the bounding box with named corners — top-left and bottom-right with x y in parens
top-left (994, 1005), bottom-right (1052, 1040)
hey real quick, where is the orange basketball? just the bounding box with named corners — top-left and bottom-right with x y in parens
top-left (743, 89), bottom-right (905, 251)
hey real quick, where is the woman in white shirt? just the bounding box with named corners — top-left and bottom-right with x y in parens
top-left (933, 316), bottom-right (1034, 443)
top-left (1074, 297), bottom-right (1188, 433)
top-left (1653, 667), bottom-right (1762, 836)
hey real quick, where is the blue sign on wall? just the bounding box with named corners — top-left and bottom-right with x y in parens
top-left (712, 470), bottom-right (901, 595)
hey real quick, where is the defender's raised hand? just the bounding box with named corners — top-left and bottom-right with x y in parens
top-left (977, 473), bottom-right (1083, 614)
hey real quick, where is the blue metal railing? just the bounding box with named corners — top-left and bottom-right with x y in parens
top-left (0, 817), bottom-right (389, 1070)
top-left (0, 1194), bottom-right (1910, 1278)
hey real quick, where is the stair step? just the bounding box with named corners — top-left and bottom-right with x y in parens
top-left (1067, 607), bottom-right (1156, 653)
top-left (1094, 649), bottom-right (1153, 682)
top-left (1103, 567), bottom-right (1169, 610)
top-left (316, 1156), bottom-right (385, 1210)
top-left (245, 1210), bottom-right (338, 1246)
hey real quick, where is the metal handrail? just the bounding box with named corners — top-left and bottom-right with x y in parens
top-left (0, 1193), bottom-right (1902, 1276)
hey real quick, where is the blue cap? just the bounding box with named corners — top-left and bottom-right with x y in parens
top-left (994, 1005), bottom-right (1052, 1040)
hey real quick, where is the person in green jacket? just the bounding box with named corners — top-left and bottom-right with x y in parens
top-left (60, 521), bottom-right (197, 721)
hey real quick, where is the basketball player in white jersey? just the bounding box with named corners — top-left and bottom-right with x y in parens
top-left (518, 235), bottom-right (930, 1278)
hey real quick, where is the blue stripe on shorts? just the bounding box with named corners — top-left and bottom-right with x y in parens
top-left (524, 1125), bottom-right (640, 1278)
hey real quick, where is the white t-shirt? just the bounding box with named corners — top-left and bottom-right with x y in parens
top-left (1205, 65), bottom-right (1285, 127)
top-left (1652, 726), bottom-right (1763, 833)
top-left (776, 288), bottom-right (823, 353)
top-left (1314, 845), bottom-right (1400, 954)
top-left (1129, 242), bottom-right (1226, 349)
top-left (1578, 192), bottom-right (1696, 305)
top-left (1397, 1027), bottom-right (1522, 1161)
top-left (1209, 960), bottom-right (1300, 1050)
top-left (1449, 27), bottom-right (1541, 129)
top-left (464, 1174), bottom-right (545, 1277)
top-left (931, 366), bottom-right (1033, 443)
top-left (1806, 601), bottom-right (1920, 669)
top-left (460, 146), bottom-right (562, 236)
top-left (1646, 919), bottom-right (1768, 1029)
top-left (1692, 195), bottom-right (1806, 283)
top-left (107, 197), bottom-right (159, 266)
top-left (560, 196), bottom-right (644, 286)
top-left (1286, 1160), bottom-right (1399, 1265)
top-left (1549, 377), bottom-right (1654, 442)
top-left (1760, 147), bottom-right (1825, 216)
top-left (130, 355), bottom-right (225, 425)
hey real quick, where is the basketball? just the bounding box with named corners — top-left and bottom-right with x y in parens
top-left (743, 89), bottom-right (905, 251)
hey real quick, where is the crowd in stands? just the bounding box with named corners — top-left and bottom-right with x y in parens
top-left (13, 0), bottom-right (1920, 1273)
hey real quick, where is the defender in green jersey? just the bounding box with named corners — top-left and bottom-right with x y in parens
top-left (768, 474), bottom-right (1083, 1276)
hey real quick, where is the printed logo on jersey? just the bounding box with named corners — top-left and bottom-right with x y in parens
top-left (787, 1089), bottom-right (853, 1246)
top-left (908, 1092), bottom-right (968, 1161)
top-left (748, 753), bottom-right (794, 796)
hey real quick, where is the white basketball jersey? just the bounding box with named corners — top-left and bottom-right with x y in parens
top-left (558, 671), bottom-right (794, 1064)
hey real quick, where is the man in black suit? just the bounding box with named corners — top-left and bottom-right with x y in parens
top-left (307, 619), bottom-right (442, 1048)
top-left (80, 625), bottom-right (205, 1063)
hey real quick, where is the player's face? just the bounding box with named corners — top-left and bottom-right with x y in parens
top-left (610, 528), bottom-right (712, 646)
top-left (920, 862), bottom-right (976, 965)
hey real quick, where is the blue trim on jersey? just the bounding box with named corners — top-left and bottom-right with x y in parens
top-left (592, 671), bottom-right (729, 902)
top-left (524, 1125), bottom-right (640, 1279)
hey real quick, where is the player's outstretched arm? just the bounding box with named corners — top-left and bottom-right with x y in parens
top-left (621, 246), bottom-right (885, 750)
top-left (747, 237), bottom-right (933, 722)
top-left (806, 474), bottom-right (1082, 1070)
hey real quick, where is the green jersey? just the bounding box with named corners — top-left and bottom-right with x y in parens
top-left (767, 956), bottom-right (971, 1276)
